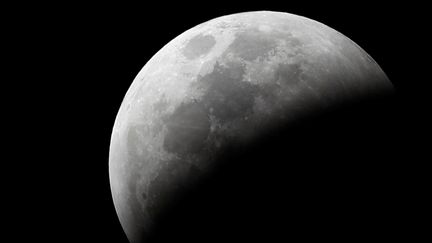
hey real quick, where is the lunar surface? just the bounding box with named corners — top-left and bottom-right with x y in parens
top-left (109, 11), bottom-right (393, 243)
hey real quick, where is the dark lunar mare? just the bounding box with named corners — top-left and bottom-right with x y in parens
top-left (182, 34), bottom-right (216, 59)
top-left (225, 29), bottom-right (280, 61)
top-left (198, 61), bottom-right (259, 122)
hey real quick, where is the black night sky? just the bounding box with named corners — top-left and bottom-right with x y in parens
top-left (11, 1), bottom-right (426, 243)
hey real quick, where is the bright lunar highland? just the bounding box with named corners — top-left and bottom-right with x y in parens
top-left (109, 11), bottom-right (393, 243)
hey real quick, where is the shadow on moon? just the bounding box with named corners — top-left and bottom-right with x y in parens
top-left (143, 93), bottom-right (400, 242)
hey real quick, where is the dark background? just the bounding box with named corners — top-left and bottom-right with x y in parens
top-left (10, 1), bottom-right (426, 242)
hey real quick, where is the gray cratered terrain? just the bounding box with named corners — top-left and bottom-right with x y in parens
top-left (109, 11), bottom-right (393, 243)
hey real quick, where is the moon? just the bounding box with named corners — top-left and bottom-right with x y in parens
top-left (109, 11), bottom-right (393, 243)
